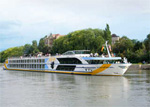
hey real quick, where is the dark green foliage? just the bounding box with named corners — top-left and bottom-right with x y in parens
top-left (133, 41), bottom-right (145, 51)
top-left (0, 46), bottom-right (24, 62)
top-left (113, 36), bottom-right (134, 56)
top-left (23, 44), bottom-right (32, 56)
top-left (38, 38), bottom-right (45, 52)
top-left (113, 36), bottom-right (147, 63)
top-left (51, 28), bottom-right (106, 54)
top-left (38, 38), bottom-right (51, 54)
top-left (104, 24), bottom-right (111, 44)
top-left (144, 34), bottom-right (150, 62)
top-left (144, 34), bottom-right (150, 52)
top-left (31, 40), bottom-right (39, 55)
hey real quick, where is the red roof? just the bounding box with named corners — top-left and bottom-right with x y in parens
top-left (112, 34), bottom-right (119, 37)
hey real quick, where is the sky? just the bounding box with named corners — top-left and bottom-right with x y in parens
top-left (0, 0), bottom-right (150, 51)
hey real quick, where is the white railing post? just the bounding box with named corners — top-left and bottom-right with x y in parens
top-left (106, 41), bottom-right (111, 58)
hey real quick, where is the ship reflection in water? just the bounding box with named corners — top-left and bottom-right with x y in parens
top-left (1, 67), bottom-right (150, 107)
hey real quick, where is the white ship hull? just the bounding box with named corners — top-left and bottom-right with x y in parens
top-left (4, 57), bottom-right (131, 76)
top-left (3, 48), bottom-right (131, 76)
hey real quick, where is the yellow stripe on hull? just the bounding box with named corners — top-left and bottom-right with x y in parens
top-left (5, 68), bottom-right (92, 75)
top-left (92, 64), bottom-right (111, 75)
top-left (4, 60), bottom-right (8, 70)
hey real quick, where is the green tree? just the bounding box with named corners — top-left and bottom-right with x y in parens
top-left (144, 34), bottom-right (150, 51)
top-left (113, 36), bottom-right (147, 63)
top-left (144, 33), bottom-right (150, 62)
top-left (51, 28), bottom-right (106, 54)
top-left (31, 40), bottom-right (39, 55)
top-left (131, 39), bottom-right (138, 44)
top-left (103, 24), bottom-right (111, 44)
top-left (38, 38), bottom-right (51, 54)
top-left (0, 46), bottom-right (24, 63)
top-left (133, 41), bottom-right (145, 51)
top-left (23, 44), bottom-right (32, 56)
top-left (113, 36), bottom-right (134, 58)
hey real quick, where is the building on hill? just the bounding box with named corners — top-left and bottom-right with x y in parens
top-left (112, 34), bottom-right (120, 45)
top-left (44, 34), bottom-right (65, 47)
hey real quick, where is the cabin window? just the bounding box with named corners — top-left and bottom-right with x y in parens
top-left (86, 60), bottom-right (103, 64)
top-left (57, 58), bottom-right (82, 64)
top-left (63, 51), bottom-right (74, 55)
top-left (42, 64), bottom-right (44, 69)
top-left (56, 65), bottom-right (76, 71)
top-left (86, 60), bottom-right (122, 64)
top-left (42, 59), bottom-right (45, 63)
top-left (74, 51), bottom-right (90, 54)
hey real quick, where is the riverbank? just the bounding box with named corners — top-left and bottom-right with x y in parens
top-left (0, 63), bottom-right (3, 66)
top-left (129, 64), bottom-right (150, 70)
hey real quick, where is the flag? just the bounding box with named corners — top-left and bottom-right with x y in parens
top-left (109, 45), bottom-right (112, 52)
top-left (101, 46), bottom-right (104, 52)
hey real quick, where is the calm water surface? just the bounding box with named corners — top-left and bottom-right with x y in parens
top-left (0, 66), bottom-right (150, 107)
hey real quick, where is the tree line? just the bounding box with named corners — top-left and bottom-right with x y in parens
top-left (0, 37), bottom-right (51, 62)
top-left (0, 24), bottom-right (150, 63)
top-left (52, 24), bottom-right (111, 54)
top-left (113, 34), bottom-right (150, 63)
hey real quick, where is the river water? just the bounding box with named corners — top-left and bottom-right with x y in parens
top-left (0, 66), bottom-right (150, 107)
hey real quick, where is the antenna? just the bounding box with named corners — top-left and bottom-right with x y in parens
top-left (106, 41), bottom-right (111, 58)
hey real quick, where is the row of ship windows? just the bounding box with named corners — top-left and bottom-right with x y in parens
top-left (8, 64), bottom-right (45, 69)
top-left (57, 58), bottom-right (82, 64)
top-left (57, 58), bottom-right (122, 64)
top-left (86, 60), bottom-right (123, 64)
top-left (9, 59), bottom-right (45, 63)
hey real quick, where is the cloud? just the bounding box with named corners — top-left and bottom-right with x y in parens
top-left (0, 21), bottom-right (20, 29)
top-left (0, 20), bottom-right (21, 32)
top-left (0, 33), bottom-right (23, 52)
top-left (0, 0), bottom-right (150, 51)
top-left (0, 0), bottom-right (149, 24)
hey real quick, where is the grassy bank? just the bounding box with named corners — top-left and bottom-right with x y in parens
top-left (129, 64), bottom-right (150, 70)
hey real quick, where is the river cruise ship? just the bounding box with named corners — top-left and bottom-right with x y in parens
top-left (3, 42), bottom-right (131, 76)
